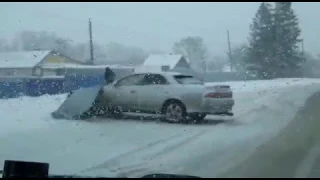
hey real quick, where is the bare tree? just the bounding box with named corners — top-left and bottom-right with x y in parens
top-left (173, 36), bottom-right (208, 72)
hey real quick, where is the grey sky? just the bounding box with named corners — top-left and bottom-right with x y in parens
top-left (1, 2), bottom-right (319, 56)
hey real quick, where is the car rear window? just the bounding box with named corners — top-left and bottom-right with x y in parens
top-left (174, 75), bottom-right (204, 85)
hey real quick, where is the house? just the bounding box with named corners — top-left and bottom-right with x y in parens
top-left (135, 54), bottom-right (190, 73)
top-left (41, 64), bottom-right (135, 80)
top-left (0, 50), bottom-right (84, 77)
top-left (143, 54), bottom-right (190, 69)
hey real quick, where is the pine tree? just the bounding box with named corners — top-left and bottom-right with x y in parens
top-left (274, 2), bottom-right (303, 77)
top-left (246, 2), bottom-right (275, 79)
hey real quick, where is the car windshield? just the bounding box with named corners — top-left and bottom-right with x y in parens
top-left (2, 2), bottom-right (320, 179)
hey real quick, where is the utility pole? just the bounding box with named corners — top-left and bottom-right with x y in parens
top-left (202, 59), bottom-right (206, 82)
top-left (298, 38), bottom-right (305, 61)
top-left (301, 39), bottom-right (304, 55)
top-left (227, 30), bottom-right (233, 72)
top-left (301, 39), bottom-right (305, 62)
top-left (89, 18), bottom-right (94, 64)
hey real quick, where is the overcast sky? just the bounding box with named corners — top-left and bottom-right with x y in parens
top-left (0, 2), bottom-right (319, 56)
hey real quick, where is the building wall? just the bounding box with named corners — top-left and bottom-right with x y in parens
top-left (0, 51), bottom-right (85, 77)
top-left (41, 66), bottom-right (134, 80)
top-left (37, 52), bottom-right (85, 76)
top-left (37, 52), bottom-right (80, 66)
top-left (64, 67), bottom-right (134, 81)
top-left (41, 69), bottom-right (60, 76)
top-left (0, 68), bottom-right (34, 77)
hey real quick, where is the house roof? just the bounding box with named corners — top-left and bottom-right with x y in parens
top-left (0, 50), bottom-right (51, 68)
top-left (50, 50), bottom-right (87, 65)
top-left (143, 54), bottom-right (186, 69)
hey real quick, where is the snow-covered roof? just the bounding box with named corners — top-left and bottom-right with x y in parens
top-left (143, 54), bottom-right (186, 69)
top-left (0, 50), bottom-right (51, 68)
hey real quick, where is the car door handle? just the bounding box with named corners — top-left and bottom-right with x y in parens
top-left (130, 90), bottom-right (136, 93)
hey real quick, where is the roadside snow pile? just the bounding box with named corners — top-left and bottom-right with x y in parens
top-left (0, 94), bottom-right (67, 136)
top-left (206, 78), bottom-right (320, 93)
top-left (206, 78), bottom-right (320, 120)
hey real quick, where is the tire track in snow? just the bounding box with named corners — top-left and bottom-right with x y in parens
top-left (81, 130), bottom-right (196, 172)
top-left (81, 130), bottom-right (208, 176)
top-left (113, 130), bottom-right (209, 177)
top-left (146, 129), bottom-right (208, 160)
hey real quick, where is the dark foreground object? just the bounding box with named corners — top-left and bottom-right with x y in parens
top-left (1, 160), bottom-right (201, 178)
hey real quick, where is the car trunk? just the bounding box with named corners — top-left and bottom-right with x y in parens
top-left (204, 85), bottom-right (233, 98)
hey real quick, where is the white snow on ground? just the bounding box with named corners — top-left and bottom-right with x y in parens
top-left (1, 78), bottom-right (320, 177)
top-left (206, 78), bottom-right (320, 93)
top-left (0, 94), bottom-right (68, 136)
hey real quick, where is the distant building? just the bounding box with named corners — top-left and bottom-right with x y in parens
top-left (41, 64), bottom-right (134, 80)
top-left (143, 54), bottom-right (190, 69)
top-left (135, 54), bottom-right (190, 73)
top-left (0, 50), bottom-right (85, 77)
top-left (221, 64), bottom-right (232, 72)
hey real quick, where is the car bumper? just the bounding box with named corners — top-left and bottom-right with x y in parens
top-left (192, 98), bottom-right (234, 115)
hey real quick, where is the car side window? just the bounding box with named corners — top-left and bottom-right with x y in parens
top-left (115, 74), bottom-right (144, 87)
top-left (140, 74), bottom-right (168, 85)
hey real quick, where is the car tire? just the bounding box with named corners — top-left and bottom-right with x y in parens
top-left (189, 113), bottom-right (207, 123)
top-left (106, 106), bottom-right (123, 119)
top-left (161, 100), bottom-right (187, 123)
top-left (94, 89), bottom-right (123, 119)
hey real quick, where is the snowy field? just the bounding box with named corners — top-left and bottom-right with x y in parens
top-left (1, 78), bottom-right (320, 177)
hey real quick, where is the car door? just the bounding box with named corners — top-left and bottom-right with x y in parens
top-left (136, 74), bottom-right (170, 112)
top-left (109, 74), bottom-right (144, 111)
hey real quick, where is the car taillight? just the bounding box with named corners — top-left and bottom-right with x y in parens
top-left (204, 92), bottom-right (232, 98)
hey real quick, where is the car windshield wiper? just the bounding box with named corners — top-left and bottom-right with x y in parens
top-left (1, 160), bottom-right (201, 178)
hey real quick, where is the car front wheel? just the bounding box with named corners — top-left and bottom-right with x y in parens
top-left (162, 100), bottom-right (187, 123)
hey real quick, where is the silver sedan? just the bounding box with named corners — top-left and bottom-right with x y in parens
top-left (101, 72), bottom-right (234, 123)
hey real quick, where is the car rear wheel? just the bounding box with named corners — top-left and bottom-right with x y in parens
top-left (162, 100), bottom-right (187, 123)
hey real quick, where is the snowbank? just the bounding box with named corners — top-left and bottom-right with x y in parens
top-left (206, 78), bottom-right (320, 93)
top-left (0, 94), bottom-right (67, 136)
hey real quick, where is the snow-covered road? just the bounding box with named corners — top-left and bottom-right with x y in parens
top-left (1, 78), bottom-right (320, 177)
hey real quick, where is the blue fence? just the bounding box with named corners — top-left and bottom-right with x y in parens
top-left (0, 75), bottom-right (105, 99)
top-left (0, 78), bottom-right (25, 98)
top-left (0, 71), bottom-right (260, 99)
top-left (63, 75), bottom-right (105, 92)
